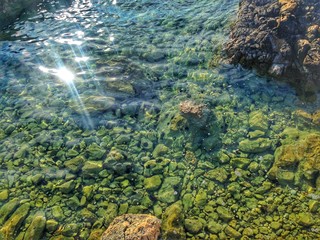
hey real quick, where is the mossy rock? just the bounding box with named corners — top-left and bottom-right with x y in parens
top-left (23, 211), bottom-right (46, 240)
top-left (86, 143), bottom-right (106, 160)
top-left (205, 168), bottom-right (229, 183)
top-left (144, 175), bottom-right (162, 191)
top-left (158, 177), bottom-right (181, 203)
top-left (184, 218), bottom-right (203, 234)
top-left (152, 144), bottom-right (169, 158)
top-left (249, 111), bottom-right (268, 132)
top-left (239, 138), bottom-right (272, 153)
top-left (82, 161), bottom-right (103, 177)
top-left (0, 203), bottom-right (30, 239)
top-left (0, 198), bottom-right (20, 225)
top-left (216, 206), bottom-right (233, 222)
top-left (230, 157), bottom-right (250, 169)
top-left (161, 201), bottom-right (186, 240)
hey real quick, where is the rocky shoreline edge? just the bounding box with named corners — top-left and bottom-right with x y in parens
top-left (225, 0), bottom-right (320, 101)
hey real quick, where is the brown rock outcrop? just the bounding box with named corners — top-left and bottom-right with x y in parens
top-left (101, 214), bottom-right (161, 240)
top-left (225, 0), bottom-right (320, 101)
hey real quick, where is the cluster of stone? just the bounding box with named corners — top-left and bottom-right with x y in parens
top-left (225, 0), bottom-right (320, 101)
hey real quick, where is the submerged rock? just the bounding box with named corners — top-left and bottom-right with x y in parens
top-left (23, 211), bottom-right (46, 240)
top-left (268, 128), bottom-right (320, 189)
top-left (0, 203), bottom-right (30, 239)
top-left (225, 0), bottom-right (320, 101)
top-left (101, 214), bottom-right (161, 240)
top-left (161, 201), bottom-right (186, 240)
top-left (0, 0), bottom-right (43, 30)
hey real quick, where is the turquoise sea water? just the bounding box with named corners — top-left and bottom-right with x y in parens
top-left (0, 0), bottom-right (320, 239)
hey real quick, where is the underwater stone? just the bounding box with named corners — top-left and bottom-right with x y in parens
top-left (0, 203), bottom-right (30, 239)
top-left (45, 219), bottom-right (59, 233)
top-left (308, 200), bottom-right (319, 213)
top-left (161, 201), bottom-right (186, 240)
top-left (144, 175), bottom-right (162, 191)
top-left (64, 156), bottom-right (85, 173)
top-left (23, 211), bottom-right (46, 240)
top-left (230, 157), bottom-right (250, 169)
top-left (207, 221), bottom-right (222, 234)
top-left (0, 198), bottom-right (20, 225)
top-left (276, 170), bottom-right (295, 186)
top-left (296, 212), bottom-right (314, 227)
top-left (238, 138), bottom-right (272, 153)
top-left (86, 143), bottom-right (106, 160)
top-left (66, 149), bottom-right (79, 158)
top-left (158, 177), bottom-right (181, 203)
top-left (31, 174), bottom-right (43, 185)
top-left (182, 193), bottom-right (193, 211)
top-left (184, 218), bottom-right (203, 234)
top-left (248, 130), bottom-right (265, 139)
top-left (205, 168), bottom-right (228, 183)
top-left (140, 138), bottom-right (154, 150)
top-left (217, 206), bottom-right (233, 222)
top-left (52, 206), bottom-right (65, 221)
top-left (81, 208), bottom-right (97, 223)
top-left (0, 189), bottom-right (9, 201)
top-left (69, 95), bottom-right (115, 114)
top-left (104, 203), bottom-right (118, 226)
top-left (249, 111), bottom-right (268, 132)
top-left (83, 185), bottom-right (94, 199)
top-left (270, 221), bottom-right (282, 230)
top-left (62, 223), bottom-right (79, 237)
top-left (225, 225), bottom-right (241, 239)
top-left (101, 214), bottom-right (161, 240)
top-left (194, 189), bottom-right (207, 207)
top-left (152, 144), bottom-right (169, 158)
top-left (104, 148), bottom-right (132, 175)
top-left (82, 161), bottom-right (103, 177)
top-left (58, 180), bottom-right (75, 194)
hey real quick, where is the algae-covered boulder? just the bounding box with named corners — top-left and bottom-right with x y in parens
top-left (69, 95), bottom-right (115, 114)
top-left (23, 211), bottom-right (46, 240)
top-left (268, 128), bottom-right (320, 189)
top-left (161, 201), bottom-right (186, 240)
top-left (184, 218), bottom-right (203, 234)
top-left (0, 198), bottom-right (20, 225)
top-left (158, 177), bottom-right (181, 203)
top-left (144, 175), bottom-right (162, 192)
top-left (104, 148), bottom-right (132, 175)
top-left (0, 203), bottom-right (30, 239)
top-left (239, 138), bottom-right (272, 153)
top-left (204, 168), bottom-right (229, 183)
top-left (249, 111), bottom-right (269, 132)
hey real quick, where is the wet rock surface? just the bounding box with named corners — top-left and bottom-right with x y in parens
top-left (101, 214), bottom-right (161, 240)
top-left (0, 0), bottom-right (41, 30)
top-left (225, 0), bottom-right (320, 101)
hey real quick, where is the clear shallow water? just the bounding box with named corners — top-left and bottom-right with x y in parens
top-left (0, 0), bottom-right (320, 239)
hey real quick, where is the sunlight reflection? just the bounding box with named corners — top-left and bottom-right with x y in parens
top-left (109, 34), bottom-right (115, 42)
top-left (55, 38), bottom-right (83, 45)
top-left (56, 67), bottom-right (75, 84)
top-left (75, 56), bottom-right (89, 62)
top-left (38, 66), bottom-right (75, 85)
top-left (38, 65), bottom-right (94, 129)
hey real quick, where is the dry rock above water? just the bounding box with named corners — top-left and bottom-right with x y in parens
top-left (101, 214), bottom-right (161, 240)
top-left (225, 0), bottom-right (320, 101)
